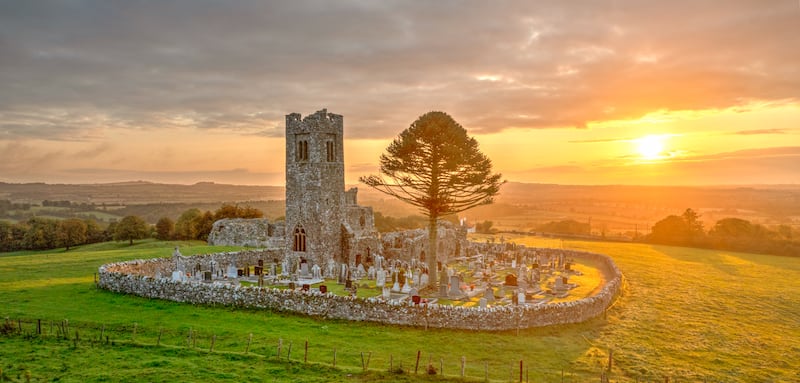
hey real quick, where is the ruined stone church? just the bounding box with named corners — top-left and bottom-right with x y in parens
top-left (208, 109), bottom-right (380, 270)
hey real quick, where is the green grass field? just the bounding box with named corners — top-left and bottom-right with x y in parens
top-left (1, 237), bottom-right (798, 382)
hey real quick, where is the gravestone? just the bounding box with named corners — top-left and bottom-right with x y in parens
top-left (376, 269), bottom-right (386, 287)
top-left (311, 264), bottom-right (322, 279)
top-left (438, 281), bottom-right (449, 297)
top-left (254, 266), bottom-right (263, 276)
top-left (408, 287), bottom-right (418, 297)
top-left (227, 264), bottom-right (238, 279)
top-left (392, 279), bottom-right (401, 292)
top-left (382, 286), bottom-right (391, 299)
top-left (504, 274), bottom-right (518, 286)
top-left (448, 275), bottom-right (462, 297)
top-left (479, 297), bottom-right (487, 308)
top-left (411, 295), bottom-right (421, 305)
top-left (203, 271), bottom-right (212, 282)
top-left (258, 259), bottom-right (264, 267)
top-left (419, 272), bottom-right (429, 288)
top-left (517, 290), bottom-right (526, 304)
top-left (171, 271), bottom-right (184, 282)
top-left (484, 286), bottom-right (495, 302)
top-left (319, 285), bottom-right (328, 293)
top-left (300, 263), bottom-right (310, 277)
top-left (301, 284), bottom-right (310, 292)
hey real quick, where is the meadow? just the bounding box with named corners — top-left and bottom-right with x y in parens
top-left (1, 237), bottom-right (798, 382)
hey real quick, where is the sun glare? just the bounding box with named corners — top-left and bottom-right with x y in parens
top-left (635, 135), bottom-right (666, 160)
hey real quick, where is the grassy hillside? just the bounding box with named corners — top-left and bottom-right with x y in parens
top-left (1, 238), bottom-right (798, 382)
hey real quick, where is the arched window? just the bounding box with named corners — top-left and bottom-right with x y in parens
top-left (297, 140), bottom-right (309, 161)
top-left (326, 141), bottom-right (335, 162)
top-left (293, 225), bottom-right (307, 252)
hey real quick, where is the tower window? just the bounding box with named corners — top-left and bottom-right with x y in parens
top-left (326, 141), bottom-right (335, 162)
top-left (297, 140), bottom-right (309, 161)
top-left (293, 225), bottom-right (307, 252)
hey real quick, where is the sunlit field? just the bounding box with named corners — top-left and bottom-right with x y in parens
top-left (1, 238), bottom-right (798, 382)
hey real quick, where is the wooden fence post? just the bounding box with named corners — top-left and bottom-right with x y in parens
top-left (333, 348), bottom-right (337, 367)
top-left (519, 360), bottom-right (523, 383)
top-left (210, 335), bottom-right (216, 352)
top-left (414, 350), bottom-right (421, 374)
top-left (132, 323), bottom-right (137, 343)
top-left (245, 333), bottom-right (252, 354)
top-left (156, 328), bottom-right (162, 346)
top-left (287, 341), bottom-right (292, 361)
top-left (461, 356), bottom-right (466, 377)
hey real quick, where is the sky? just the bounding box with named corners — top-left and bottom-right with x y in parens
top-left (1, 0), bottom-right (799, 186)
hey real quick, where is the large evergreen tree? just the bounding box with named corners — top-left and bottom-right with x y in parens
top-left (360, 111), bottom-right (503, 289)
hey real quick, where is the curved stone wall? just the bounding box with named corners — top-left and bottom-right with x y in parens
top-left (98, 246), bottom-right (622, 331)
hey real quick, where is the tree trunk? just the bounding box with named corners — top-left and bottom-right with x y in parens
top-left (427, 216), bottom-right (438, 289)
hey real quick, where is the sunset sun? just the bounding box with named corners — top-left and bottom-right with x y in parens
top-left (635, 135), bottom-right (666, 160)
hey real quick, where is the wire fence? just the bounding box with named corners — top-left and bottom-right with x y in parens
top-left (2, 317), bottom-right (709, 382)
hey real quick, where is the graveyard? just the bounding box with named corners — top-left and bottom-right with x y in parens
top-left (165, 241), bottom-right (606, 308)
top-left (98, 239), bottom-right (620, 331)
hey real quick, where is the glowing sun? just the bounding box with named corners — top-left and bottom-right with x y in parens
top-left (635, 135), bottom-right (666, 160)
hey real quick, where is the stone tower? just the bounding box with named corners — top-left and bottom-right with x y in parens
top-left (285, 109), bottom-right (346, 267)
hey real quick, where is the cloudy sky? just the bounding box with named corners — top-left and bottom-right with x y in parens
top-left (1, 0), bottom-right (798, 186)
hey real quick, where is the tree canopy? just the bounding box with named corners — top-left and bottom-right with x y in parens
top-left (360, 111), bottom-right (503, 288)
top-left (114, 215), bottom-right (149, 245)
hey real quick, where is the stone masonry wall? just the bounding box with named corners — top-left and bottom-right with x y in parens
top-left (98, 245), bottom-right (621, 331)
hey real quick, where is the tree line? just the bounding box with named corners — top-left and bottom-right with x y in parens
top-left (647, 208), bottom-right (799, 257)
top-left (0, 204), bottom-right (263, 252)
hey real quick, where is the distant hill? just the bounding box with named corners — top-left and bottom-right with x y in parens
top-left (0, 181), bottom-right (284, 204)
top-left (1, 181), bottom-right (797, 232)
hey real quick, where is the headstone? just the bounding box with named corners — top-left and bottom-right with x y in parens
top-left (511, 259), bottom-right (517, 269)
top-left (411, 295), bottom-right (421, 305)
top-left (270, 263), bottom-right (276, 276)
top-left (438, 282), bottom-right (449, 297)
top-left (448, 275), bottom-right (461, 297)
top-left (171, 271), bottom-right (184, 282)
top-left (376, 269), bottom-right (386, 287)
top-left (288, 282), bottom-right (296, 290)
top-left (237, 269), bottom-right (244, 277)
top-left (203, 271), bottom-right (212, 282)
top-left (300, 263), bottom-right (310, 277)
top-left (319, 285), bottom-right (328, 293)
top-left (227, 264), bottom-right (238, 279)
top-left (504, 274), bottom-right (518, 286)
top-left (401, 281), bottom-right (411, 294)
top-left (518, 290), bottom-right (526, 304)
top-left (382, 286), bottom-right (391, 299)
top-left (357, 264), bottom-right (366, 278)
top-left (375, 255), bottom-right (383, 271)
top-left (409, 287), bottom-right (419, 297)
top-left (479, 298), bottom-right (488, 308)
top-left (301, 284), bottom-right (310, 292)
top-left (258, 259), bottom-right (264, 267)
top-left (311, 264), bottom-right (322, 279)
top-left (392, 280), bottom-right (401, 292)
top-left (345, 279), bottom-right (353, 289)
top-left (254, 266), bottom-right (263, 276)
top-left (419, 272), bottom-right (429, 288)
top-left (555, 276), bottom-right (565, 290)
top-left (367, 266), bottom-right (376, 280)
top-left (484, 286), bottom-right (495, 302)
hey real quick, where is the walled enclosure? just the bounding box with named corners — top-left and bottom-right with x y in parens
top-left (98, 245), bottom-right (622, 331)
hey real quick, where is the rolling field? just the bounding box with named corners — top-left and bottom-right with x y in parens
top-left (1, 238), bottom-right (798, 382)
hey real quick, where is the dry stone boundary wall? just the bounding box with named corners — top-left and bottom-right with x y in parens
top-left (98, 247), bottom-right (622, 331)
